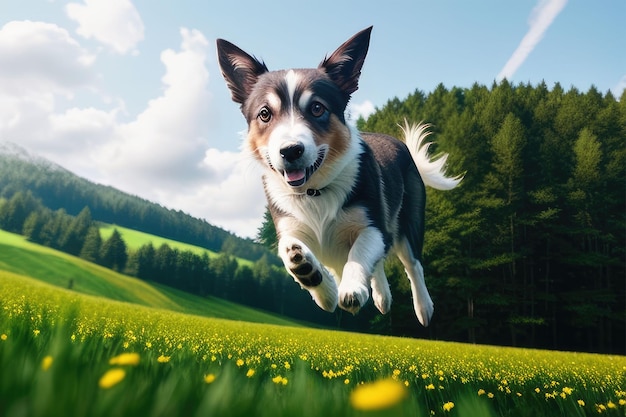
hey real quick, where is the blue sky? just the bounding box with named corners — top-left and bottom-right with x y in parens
top-left (1, 0), bottom-right (624, 238)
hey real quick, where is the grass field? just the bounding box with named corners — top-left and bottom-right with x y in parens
top-left (1, 229), bottom-right (625, 416)
top-left (99, 224), bottom-right (221, 257)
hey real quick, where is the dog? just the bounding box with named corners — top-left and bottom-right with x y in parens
top-left (216, 26), bottom-right (461, 326)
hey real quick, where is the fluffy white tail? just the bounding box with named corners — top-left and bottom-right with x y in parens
top-left (401, 121), bottom-right (463, 190)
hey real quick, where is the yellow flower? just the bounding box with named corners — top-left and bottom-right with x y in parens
top-left (478, 389), bottom-right (486, 396)
top-left (272, 375), bottom-right (288, 385)
top-left (350, 378), bottom-right (408, 411)
top-left (99, 368), bottom-right (126, 389)
top-left (577, 399), bottom-right (585, 407)
top-left (607, 401), bottom-right (616, 409)
top-left (157, 355), bottom-right (170, 363)
top-left (0, 334), bottom-right (7, 341)
top-left (109, 352), bottom-right (140, 366)
top-left (443, 402), bottom-right (455, 412)
top-left (426, 383), bottom-right (435, 390)
top-left (246, 369), bottom-right (255, 378)
top-left (562, 387), bottom-right (573, 395)
top-left (344, 379), bottom-right (350, 385)
top-left (619, 399), bottom-right (626, 406)
top-left (236, 359), bottom-right (244, 367)
top-left (487, 392), bottom-right (494, 399)
top-left (204, 374), bottom-right (216, 384)
top-left (41, 355), bottom-right (53, 371)
top-left (33, 329), bottom-right (40, 337)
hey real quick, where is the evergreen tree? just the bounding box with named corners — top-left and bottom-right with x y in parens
top-left (60, 206), bottom-right (93, 255)
top-left (100, 229), bottom-right (128, 272)
top-left (80, 226), bottom-right (102, 263)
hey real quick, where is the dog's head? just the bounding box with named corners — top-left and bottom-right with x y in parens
top-left (216, 27), bottom-right (372, 191)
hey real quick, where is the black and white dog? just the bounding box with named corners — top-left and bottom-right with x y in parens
top-left (216, 27), bottom-right (461, 326)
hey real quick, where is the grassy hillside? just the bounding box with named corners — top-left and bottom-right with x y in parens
top-left (99, 224), bottom-right (254, 267)
top-left (0, 229), bottom-right (296, 326)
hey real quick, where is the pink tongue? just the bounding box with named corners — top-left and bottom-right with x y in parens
top-left (285, 170), bottom-right (305, 182)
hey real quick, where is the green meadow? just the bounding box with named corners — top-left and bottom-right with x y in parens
top-left (0, 229), bottom-right (624, 417)
top-left (99, 224), bottom-right (254, 268)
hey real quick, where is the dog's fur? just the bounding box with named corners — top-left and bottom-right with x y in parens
top-left (216, 26), bottom-right (461, 326)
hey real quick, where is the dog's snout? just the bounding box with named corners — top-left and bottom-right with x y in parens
top-left (280, 143), bottom-right (305, 163)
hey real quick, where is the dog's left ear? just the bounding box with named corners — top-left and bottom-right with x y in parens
top-left (216, 39), bottom-right (269, 105)
top-left (319, 26), bottom-right (372, 97)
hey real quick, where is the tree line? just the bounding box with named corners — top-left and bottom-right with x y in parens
top-left (352, 80), bottom-right (625, 353)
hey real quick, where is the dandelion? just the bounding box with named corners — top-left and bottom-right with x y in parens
top-left (577, 399), bottom-right (585, 407)
top-left (236, 359), bottom-right (244, 367)
top-left (204, 374), bottom-right (216, 384)
top-left (443, 401), bottom-right (455, 412)
top-left (619, 399), bottom-right (626, 406)
top-left (157, 355), bottom-right (170, 363)
top-left (607, 401), bottom-right (616, 409)
top-left (0, 334), bottom-right (7, 341)
top-left (272, 375), bottom-right (288, 385)
top-left (562, 387), bottom-right (573, 395)
top-left (109, 352), bottom-right (140, 366)
top-left (41, 355), bottom-right (53, 371)
top-left (246, 369), bottom-right (255, 378)
top-left (487, 392), bottom-right (494, 399)
top-left (344, 379), bottom-right (350, 385)
top-left (99, 368), bottom-right (126, 389)
top-left (350, 378), bottom-right (408, 411)
top-left (478, 389), bottom-right (486, 396)
top-left (426, 383), bottom-right (435, 390)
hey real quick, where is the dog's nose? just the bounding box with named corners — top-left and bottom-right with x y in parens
top-left (280, 143), bottom-right (305, 163)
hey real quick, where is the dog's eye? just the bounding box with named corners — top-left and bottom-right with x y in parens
top-left (258, 106), bottom-right (272, 123)
top-left (310, 101), bottom-right (326, 118)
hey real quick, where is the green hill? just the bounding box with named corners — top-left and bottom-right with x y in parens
top-left (0, 229), bottom-right (298, 327)
top-left (99, 224), bottom-right (253, 268)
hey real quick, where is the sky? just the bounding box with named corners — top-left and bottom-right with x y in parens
top-left (1, 0), bottom-right (624, 239)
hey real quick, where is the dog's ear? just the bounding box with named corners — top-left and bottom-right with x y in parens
top-left (319, 26), bottom-right (372, 97)
top-left (216, 39), bottom-right (268, 105)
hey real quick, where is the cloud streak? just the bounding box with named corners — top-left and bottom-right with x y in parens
top-left (497, 0), bottom-right (567, 81)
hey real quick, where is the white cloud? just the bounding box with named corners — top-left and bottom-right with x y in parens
top-left (99, 28), bottom-right (211, 190)
top-left (612, 75), bottom-right (626, 98)
top-left (0, 20), bottom-right (95, 96)
top-left (497, 0), bottom-right (568, 81)
top-left (347, 100), bottom-right (376, 123)
top-left (0, 20), bottom-right (97, 145)
top-left (65, 0), bottom-right (144, 55)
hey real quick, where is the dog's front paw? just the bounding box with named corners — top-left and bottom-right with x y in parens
top-left (338, 262), bottom-right (370, 314)
top-left (284, 242), bottom-right (322, 287)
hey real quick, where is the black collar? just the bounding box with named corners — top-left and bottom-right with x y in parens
top-left (306, 189), bottom-right (322, 197)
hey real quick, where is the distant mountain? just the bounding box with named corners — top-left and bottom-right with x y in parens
top-left (0, 142), bottom-right (68, 173)
top-left (0, 141), bottom-right (275, 263)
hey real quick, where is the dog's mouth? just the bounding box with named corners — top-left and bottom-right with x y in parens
top-left (268, 146), bottom-right (327, 187)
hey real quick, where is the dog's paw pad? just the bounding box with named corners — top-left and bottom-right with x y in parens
top-left (339, 293), bottom-right (362, 314)
top-left (283, 244), bottom-right (322, 287)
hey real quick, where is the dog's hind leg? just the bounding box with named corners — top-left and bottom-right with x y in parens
top-left (370, 260), bottom-right (392, 314)
top-left (395, 237), bottom-right (434, 327)
top-left (279, 236), bottom-right (338, 312)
